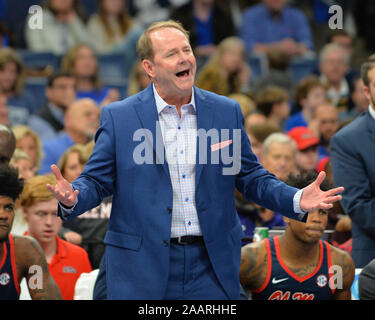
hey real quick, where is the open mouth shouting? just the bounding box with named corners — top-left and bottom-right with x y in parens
top-left (176, 68), bottom-right (191, 78)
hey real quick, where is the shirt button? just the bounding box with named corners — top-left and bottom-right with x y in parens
top-left (185, 197), bottom-right (189, 202)
top-left (178, 126), bottom-right (181, 130)
top-left (180, 150), bottom-right (184, 154)
top-left (182, 174), bottom-right (186, 179)
top-left (188, 221), bottom-right (191, 226)
top-left (163, 240), bottom-right (168, 246)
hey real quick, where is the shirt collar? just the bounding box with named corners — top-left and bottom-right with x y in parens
top-left (152, 83), bottom-right (196, 114)
top-left (368, 104), bottom-right (375, 120)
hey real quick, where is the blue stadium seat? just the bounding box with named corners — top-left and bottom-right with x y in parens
top-left (97, 54), bottom-right (128, 85)
top-left (289, 58), bottom-right (318, 83)
top-left (248, 55), bottom-right (266, 80)
top-left (17, 50), bottom-right (59, 71)
top-left (23, 77), bottom-right (47, 110)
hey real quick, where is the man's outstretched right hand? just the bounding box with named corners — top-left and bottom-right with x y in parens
top-left (46, 164), bottom-right (79, 208)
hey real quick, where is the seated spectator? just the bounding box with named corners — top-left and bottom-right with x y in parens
top-left (0, 166), bottom-right (62, 300)
top-left (170, 0), bottom-right (236, 62)
top-left (261, 132), bottom-right (296, 182)
top-left (228, 93), bottom-right (255, 119)
top-left (127, 59), bottom-right (151, 97)
top-left (240, 0), bottom-right (314, 58)
top-left (10, 149), bottom-right (35, 236)
top-left (245, 121), bottom-right (281, 162)
top-left (252, 132), bottom-right (297, 232)
top-left (20, 174), bottom-right (92, 300)
top-left (326, 29), bottom-right (359, 84)
top-left (0, 21), bottom-right (16, 48)
top-left (0, 48), bottom-right (37, 115)
top-left (253, 49), bottom-right (294, 97)
top-left (245, 111), bottom-right (267, 132)
top-left (12, 125), bottom-right (43, 173)
top-left (196, 37), bottom-right (251, 96)
top-left (28, 71), bottom-right (76, 141)
top-left (39, 98), bottom-right (99, 174)
top-left (255, 85), bottom-right (290, 129)
top-left (0, 91), bottom-right (8, 126)
top-left (61, 44), bottom-right (119, 106)
top-left (343, 76), bottom-right (369, 120)
top-left (87, 0), bottom-right (143, 71)
top-left (58, 142), bottom-right (111, 269)
top-left (310, 102), bottom-right (339, 160)
top-left (25, 0), bottom-right (90, 55)
top-left (0, 123), bottom-right (15, 168)
top-left (127, 0), bottom-right (190, 27)
top-left (285, 75), bottom-right (327, 132)
top-left (288, 126), bottom-right (319, 174)
top-left (9, 149), bottom-right (35, 181)
top-left (319, 43), bottom-right (351, 115)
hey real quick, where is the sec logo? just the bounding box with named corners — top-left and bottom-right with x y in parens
top-left (0, 272), bottom-right (10, 286)
top-left (316, 274), bottom-right (328, 288)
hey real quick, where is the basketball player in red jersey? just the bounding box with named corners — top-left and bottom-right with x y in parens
top-left (0, 166), bottom-right (61, 300)
top-left (240, 171), bottom-right (355, 300)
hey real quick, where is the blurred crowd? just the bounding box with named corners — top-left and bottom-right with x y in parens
top-left (1, 0), bottom-right (374, 299)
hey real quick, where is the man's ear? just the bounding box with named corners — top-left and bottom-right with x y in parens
top-left (142, 59), bottom-right (154, 79)
top-left (22, 208), bottom-right (29, 222)
top-left (363, 85), bottom-right (371, 102)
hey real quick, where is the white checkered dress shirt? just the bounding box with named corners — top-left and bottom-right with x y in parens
top-left (153, 84), bottom-right (201, 237)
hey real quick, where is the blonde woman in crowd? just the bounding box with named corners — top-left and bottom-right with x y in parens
top-left (12, 125), bottom-right (43, 173)
top-left (196, 36), bottom-right (251, 96)
top-left (127, 59), bottom-right (151, 97)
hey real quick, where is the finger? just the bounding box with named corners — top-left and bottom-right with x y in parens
top-left (46, 183), bottom-right (56, 193)
top-left (51, 164), bottom-right (64, 181)
top-left (325, 186), bottom-right (344, 197)
top-left (318, 202), bottom-right (334, 210)
top-left (323, 195), bottom-right (342, 204)
top-left (314, 171), bottom-right (326, 187)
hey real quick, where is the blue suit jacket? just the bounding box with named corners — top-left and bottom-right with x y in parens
top-left (59, 84), bottom-right (303, 299)
top-left (331, 110), bottom-right (375, 268)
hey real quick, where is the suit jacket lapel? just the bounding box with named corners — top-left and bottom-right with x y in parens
top-left (133, 84), bottom-right (170, 180)
top-left (365, 110), bottom-right (375, 144)
top-left (194, 87), bottom-right (215, 188)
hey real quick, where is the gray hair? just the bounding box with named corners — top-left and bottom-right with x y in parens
top-left (262, 132), bottom-right (297, 156)
top-left (319, 43), bottom-right (350, 65)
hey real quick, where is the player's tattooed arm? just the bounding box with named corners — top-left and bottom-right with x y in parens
top-left (15, 236), bottom-right (62, 300)
top-left (331, 246), bottom-right (355, 300)
top-left (240, 241), bottom-right (268, 291)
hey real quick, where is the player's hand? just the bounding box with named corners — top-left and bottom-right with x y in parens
top-left (300, 171), bottom-right (344, 212)
top-left (46, 164), bottom-right (79, 208)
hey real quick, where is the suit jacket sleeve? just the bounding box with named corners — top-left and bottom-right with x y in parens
top-left (331, 133), bottom-right (375, 238)
top-left (233, 102), bottom-right (305, 222)
top-left (58, 106), bottom-right (116, 220)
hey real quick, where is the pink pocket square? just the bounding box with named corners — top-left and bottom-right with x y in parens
top-left (211, 139), bottom-right (232, 152)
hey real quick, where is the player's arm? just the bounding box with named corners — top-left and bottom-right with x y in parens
top-left (239, 240), bottom-right (268, 291)
top-left (16, 236), bottom-right (62, 300)
top-left (331, 246), bottom-right (355, 300)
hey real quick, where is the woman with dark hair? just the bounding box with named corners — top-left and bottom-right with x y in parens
top-left (25, 0), bottom-right (90, 54)
top-left (61, 44), bottom-right (119, 106)
top-left (87, 0), bottom-right (144, 73)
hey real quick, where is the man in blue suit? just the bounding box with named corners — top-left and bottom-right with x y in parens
top-left (331, 54), bottom-right (375, 268)
top-left (47, 20), bottom-right (344, 300)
